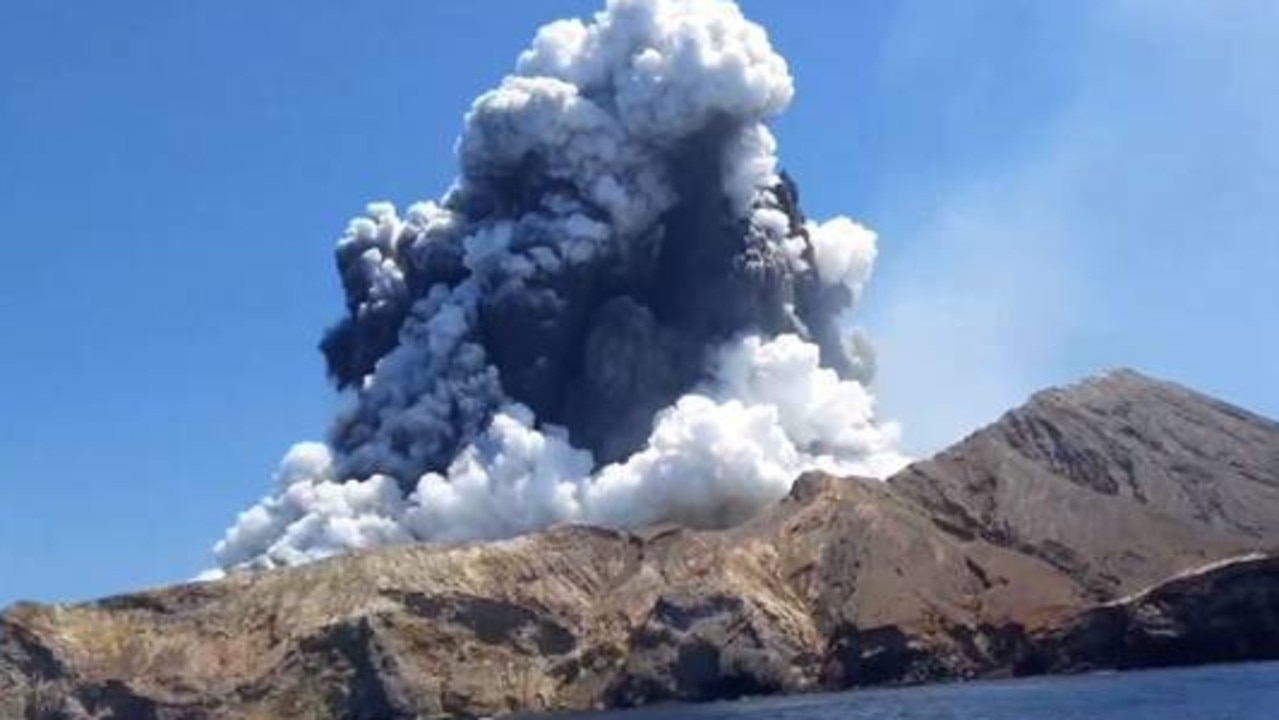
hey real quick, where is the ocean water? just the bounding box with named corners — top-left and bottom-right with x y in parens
top-left (548, 663), bottom-right (1279, 719)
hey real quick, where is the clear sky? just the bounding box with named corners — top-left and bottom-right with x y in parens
top-left (2, 1), bottom-right (1276, 607)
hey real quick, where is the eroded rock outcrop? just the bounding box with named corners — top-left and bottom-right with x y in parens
top-left (1023, 553), bottom-right (1279, 674)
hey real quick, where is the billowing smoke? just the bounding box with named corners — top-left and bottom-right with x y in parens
top-left (213, 0), bottom-right (906, 571)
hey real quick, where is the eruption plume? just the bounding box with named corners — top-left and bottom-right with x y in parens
top-left (214, 0), bottom-right (906, 570)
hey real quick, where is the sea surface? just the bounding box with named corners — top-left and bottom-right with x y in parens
top-left (544, 663), bottom-right (1279, 719)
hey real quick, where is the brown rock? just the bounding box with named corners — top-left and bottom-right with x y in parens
top-left (2, 369), bottom-right (1277, 718)
top-left (892, 369), bottom-right (1279, 597)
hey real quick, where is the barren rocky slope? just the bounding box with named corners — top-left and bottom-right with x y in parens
top-left (3, 369), bottom-right (1278, 719)
top-left (892, 369), bottom-right (1279, 597)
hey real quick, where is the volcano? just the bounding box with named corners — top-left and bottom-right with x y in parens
top-left (6, 369), bottom-right (1279, 719)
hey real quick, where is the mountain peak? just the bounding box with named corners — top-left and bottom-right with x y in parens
top-left (892, 367), bottom-right (1279, 597)
top-left (1028, 367), bottom-right (1185, 409)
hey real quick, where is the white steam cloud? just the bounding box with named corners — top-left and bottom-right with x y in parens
top-left (212, 0), bottom-right (906, 572)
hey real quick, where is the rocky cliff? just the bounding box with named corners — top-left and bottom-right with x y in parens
top-left (1021, 553), bottom-right (1279, 674)
top-left (3, 369), bottom-right (1279, 719)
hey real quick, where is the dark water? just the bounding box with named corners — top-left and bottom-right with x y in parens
top-left (549, 663), bottom-right (1279, 719)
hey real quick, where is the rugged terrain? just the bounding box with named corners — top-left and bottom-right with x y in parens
top-left (4, 369), bottom-right (1279, 719)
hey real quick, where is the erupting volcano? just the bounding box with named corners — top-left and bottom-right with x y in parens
top-left (213, 0), bottom-right (907, 571)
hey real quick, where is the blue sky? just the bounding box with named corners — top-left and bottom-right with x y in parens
top-left (2, 1), bottom-right (1275, 607)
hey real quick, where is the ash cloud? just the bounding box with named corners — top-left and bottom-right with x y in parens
top-left (214, 0), bottom-right (906, 571)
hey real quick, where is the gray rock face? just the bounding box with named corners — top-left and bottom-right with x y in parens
top-left (3, 369), bottom-right (1278, 719)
